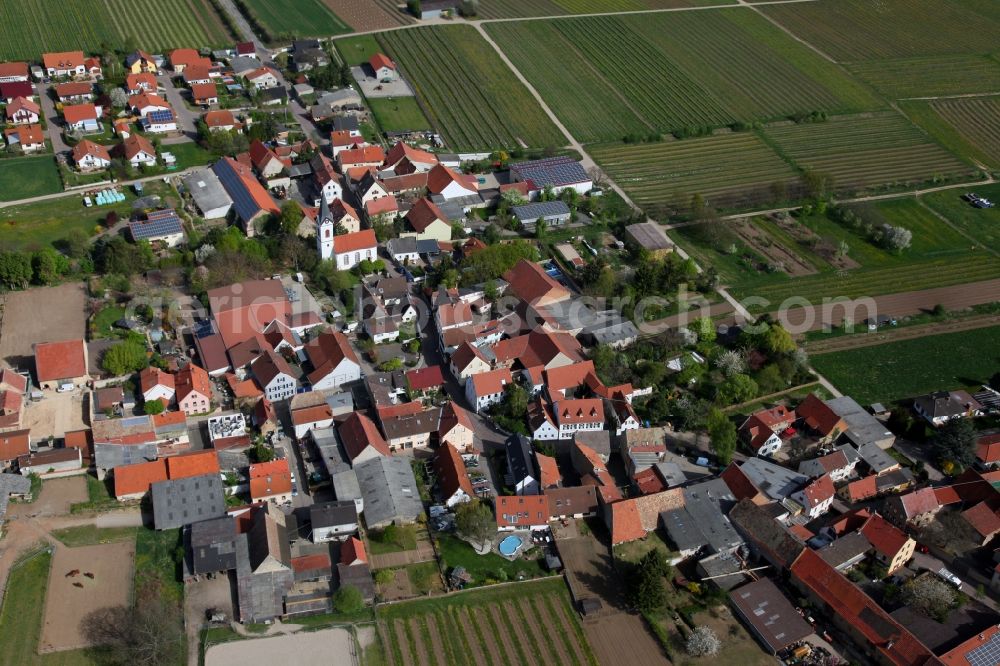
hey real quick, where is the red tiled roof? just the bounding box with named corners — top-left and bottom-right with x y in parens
top-left (797, 393), bottom-right (843, 436)
top-left (542, 360), bottom-right (596, 395)
top-left (204, 110), bottom-right (237, 127)
top-left (175, 363), bottom-right (211, 404)
top-left (225, 373), bottom-right (263, 399)
top-left (291, 403), bottom-right (332, 426)
top-left (940, 623), bottom-right (1000, 665)
top-left (0, 429), bottom-right (29, 462)
top-left (376, 401), bottom-right (423, 421)
top-left (406, 198), bottom-right (447, 232)
top-left (385, 141), bottom-right (437, 169)
top-left (435, 442), bottom-right (474, 500)
top-left (114, 459), bottom-right (168, 497)
top-left (495, 494), bottom-right (548, 529)
top-left (535, 453), bottom-right (560, 488)
top-left (859, 513), bottom-right (911, 560)
top-left (503, 259), bottom-right (570, 307)
top-left (3, 124), bottom-right (43, 148)
top-left (720, 463), bottom-right (765, 503)
top-left (369, 53), bottom-right (396, 72)
top-left (304, 330), bottom-right (358, 386)
top-left (128, 92), bottom-right (170, 111)
top-left (976, 433), bottom-right (1000, 464)
top-left (121, 133), bottom-right (156, 160)
top-left (439, 401), bottom-right (473, 440)
top-left (426, 164), bottom-right (477, 195)
top-left (405, 365), bottom-right (445, 391)
top-left (800, 474), bottom-right (834, 508)
top-left (610, 499), bottom-right (645, 545)
top-left (34, 340), bottom-right (87, 382)
top-left (43, 51), bottom-right (85, 70)
top-left (63, 429), bottom-right (91, 455)
top-left (140, 366), bottom-right (174, 394)
top-left (750, 405), bottom-right (796, 429)
top-left (633, 466), bottom-right (666, 495)
top-left (844, 475), bottom-right (878, 502)
top-left (338, 411), bottom-right (389, 461)
top-left (555, 398), bottom-right (604, 425)
top-left (469, 368), bottom-right (512, 397)
top-left (152, 410), bottom-right (187, 430)
top-left (126, 72), bottom-right (157, 91)
top-left (789, 549), bottom-right (938, 666)
top-left (170, 48), bottom-right (203, 69)
top-left (341, 536), bottom-right (367, 565)
top-left (292, 552), bottom-right (331, 574)
top-left (71, 138), bottom-right (110, 164)
top-left (962, 502), bottom-right (1000, 539)
top-left (933, 486), bottom-right (961, 505)
top-left (165, 450), bottom-right (219, 479)
top-left (330, 130), bottom-right (364, 148)
top-left (0, 62), bottom-right (29, 79)
top-left (339, 145), bottom-right (385, 165)
top-left (7, 96), bottom-right (39, 117)
top-left (333, 229), bottom-right (377, 254)
top-left (900, 487), bottom-right (942, 519)
top-left (249, 458), bottom-right (292, 500)
top-left (191, 82), bottom-right (217, 101)
top-left (365, 196), bottom-right (398, 217)
top-left (328, 198), bottom-right (359, 224)
top-left (54, 81), bottom-right (91, 98)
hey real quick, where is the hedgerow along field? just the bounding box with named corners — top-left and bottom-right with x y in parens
top-left (847, 56), bottom-right (1000, 99)
top-left (809, 325), bottom-right (1000, 404)
top-left (590, 132), bottom-right (800, 215)
top-left (378, 25), bottom-right (565, 151)
top-left (487, 9), bottom-right (881, 143)
top-left (761, 0), bottom-right (1000, 61)
top-left (240, 0), bottom-right (350, 39)
top-left (0, 0), bottom-right (233, 60)
top-left (762, 112), bottom-right (977, 196)
top-left (377, 579), bottom-right (598, 666)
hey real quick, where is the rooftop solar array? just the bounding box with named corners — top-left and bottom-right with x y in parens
top-left (129, 209), bottom-right (183, 240)
top-left (511, 200), bottom-right (571, 220)
top-left (966, 631), bottom-right (1000, 666)
top-left (213, 159), bottom-right (266, 223)
top-left (147, 109), bottom-right (175, 123)
top-left (510, 156), bottom-right (589, 188)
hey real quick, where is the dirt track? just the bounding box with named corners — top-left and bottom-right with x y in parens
top-left (805, 313), bottom-right (1000, 354)
top-left (773, 277), bottom-right (1000, 333)
top-left (0, 282), bottom-right (87, 367)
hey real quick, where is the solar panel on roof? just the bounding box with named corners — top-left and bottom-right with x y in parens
top-left (967, 633), bottom-right (1000, 666)
top-left (148, 109), bottom-right (174, 123)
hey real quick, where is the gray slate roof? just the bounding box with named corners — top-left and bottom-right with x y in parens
top-left (661, 478), bottom-right (742, 555)
top-left (355, 456), bottom-right (423, 527)
top-left (188, 515), bottom-right (240, 575)
top-left (511, 200), bottom-right (571, 223)
top-left (151, 473), bottom-right (226, 530)
top-left (825, 396), bottom-right (894, 447)
top-left (310, 500), bottom-right (357, 529)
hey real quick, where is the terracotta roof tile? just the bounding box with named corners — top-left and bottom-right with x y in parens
top-left (435, 442), bottom-right (474, 500)
top-left (34, 340), bottom-right (87, 382)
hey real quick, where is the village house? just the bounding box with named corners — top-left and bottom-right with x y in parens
top-left (244, 66), bottom-right (279, 89)
top-left (0, 81), bottom-right (33, 103)
top-left (139, 366), bottom-right (175, 407)
top-left (125, 50), bottom-right (157, 74)
top-left (119, 134), bottom-right (157, 168)
top-left (426, 164), bottom-right (478, 202)
top-left (6, 97), bottom-right (40, 124)
top-left (170, 48), bottom-right (210, 73)
top-left (798, 446), bottom-right (859, 483)
top-left (63, 103), bottom-right (101, 132)
top-left (496, 494), bottom-right (548, 531)
top-left (129, 92), bottom-right (171, 117)
top-left (740, 405), bottom-right (795, 457)
top-left (175, 363), bottom-right (212, 416)
top-left (0, 62), bottom-right (29, 83)
top-left (438, 401), bottom-right (475, 452)
top-left (43, 51), bottom-right (86, 78)
top-left (191, 82), bottom-right (218, 106)
top-left (54, 81), bottom-right (93, 103)
top-left (337, 145), bottom-right (385, 171)
top-left (304, 330), bottom-right (360, 392)
top-left (338, 411), bottom-right (390, 464)
top-left (466, 368), bottom-right (512, 414)
top-left (3, 124), bottom-right (44, 153)
top-left (249, 458), bottom-right (293, 504)
top-left (310, 501), bottom-right (358, 542)
top-left (34, 340), bottom-right (88, 390)
top-left (435, 443), bottom-right (474, 507)
top-left (404, 198), bottom-right (452, 242)
top-left (129, 209), bottom-right (185, 247)
top-left (369, 53), bottom-right (397, 81)
top-left (204, 110), bottom-right (241, 133)
top-left (251, 350), bottom-right (297, 402)
top-left (126, 72), bottom-right (157, 94)
top-left (311, 153), bottom-right (344, 204)
top-left (912, 390), bottom-right (983, 426)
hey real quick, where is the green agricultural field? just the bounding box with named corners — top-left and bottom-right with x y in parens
top-left (921, 183), bottom-right (1000, 254)
top-left (899, 99), bottom-right (1000, 173)
top-left (763, 112), bottom-right (977, 195)
top-left (0, 192), bottom-right (129, 252)
top-left (378, 579), bottom-right (598, 666)
top-left (335, 34), bottom-right (384, 66)
top-left (476, 0), bottom-right (732, 19)
top-left (810, 326), bottom-right (1000, 404)
top-left (847, 56), bottom-right (1000, 100)
top-left (761, 0), bottom-right (1000, 62)
top-left (378, 25), bottom-right (565, 150)
top-left (0, 0), bottom-right (233, 61)
top-left (925, 96), bottom-right (1000, 170)
top-left (0, 156), bottom-right (62, 202)
top-left (488, 9), bottom-right (880, 142)
top-left (368, 97), bottom-right (431, 132)
top-left (591, 132), bottom-right (800, 215)
top-left (240, 0), bottom-right (350, 39)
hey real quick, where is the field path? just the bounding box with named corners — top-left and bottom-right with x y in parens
top-left (739, 0), bottom-right (839, 63)
top-left (804, 312), bottom-right (1000, 355)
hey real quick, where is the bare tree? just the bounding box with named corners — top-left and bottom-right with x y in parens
top-left (686, 625), bottom-right (722, 657)
top-left (82, 583), bottom-right (184, 666)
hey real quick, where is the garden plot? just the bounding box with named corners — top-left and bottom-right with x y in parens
top-left (732, 219), bottom-right (817, 277)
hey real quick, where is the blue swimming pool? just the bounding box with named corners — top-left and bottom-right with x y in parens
top-left (498, 535), bottom-right (523, 557)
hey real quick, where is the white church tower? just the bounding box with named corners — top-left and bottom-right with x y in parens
top-left (316, 196), bottom-right (334, 261)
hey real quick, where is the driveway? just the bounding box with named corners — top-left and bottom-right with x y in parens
top-left (156, 74), bottom-right (198, 140)
top-left (35, 83), bottom-right (70, 154)
top-left (891, 438), bottom-right (944, 482)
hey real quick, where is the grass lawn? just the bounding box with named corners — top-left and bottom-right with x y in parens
top-left (435, 533), bottom-right (549, 586)
top-left (70, 474), bottom-right (119, 514)
top-left (612, 530), bottom-right (676, 564)
top-left (810, 325), bottom-right (1000, 404)
top-left (51, 525), bottom-right (138, 547)
top-left (163, 141), bottom-right (214, 171)
top-left (134, 527), bottom-right (184, 602)
top-left (405, 561), bottom-right (443, 595)
top-left (368, 97), bottom-right (430, 133)
top-left (91, 306), bottom-right (125, 339)
top-left (0, 549), bottom-right (100, 665)
top-left (367, 524), bottom-right (417, 555)
top-left (0, 156), bottom-right (62, 202)
top-left (242, 0), bottom-right (351, 40)
top-left (921, 183), bottom-right (1000, 254)
top-left (337, 34), bottom-right (384, 66)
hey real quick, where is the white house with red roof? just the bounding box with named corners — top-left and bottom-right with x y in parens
top-left (139, 366), bottom-right (175, 406)
top-left (792, 473), bottom-right (835, 519)
top-left (330, 130), bottom-right (367, 158)
top-left (448, 342), bottom-right (492, 386)
top-left (426, 164), bottom-right (478, 201)
top-left (465, 368), bottom-right (512, 414)
top-left (6, 97), bottom-right (39, 124)
top-left (384, 141), bottom-right (438, 174)
top-left (43, 51), bottom-right (86, 78)
top-left (304, 330), bottom-right (360, 392)
top-left (327, 229), bottom-right (377, 270)
top-left (310, 153), bottom-right (343, 204)
top-left (71, 139), bottom-right (111, 171)
top-left (0, 62), bottom-right (29, 83)
top-left (439, 401), bottom-right (475, 452)
top-left (337, 145), bottom-right (385, 171)
top-left (369, 53), bottom-right (396, 81)
top-left (243, 67), bottom-right (279, 89)
top-left (128, 92), bottom-right (171, 118)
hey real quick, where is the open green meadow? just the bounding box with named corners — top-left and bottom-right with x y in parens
top-left (378, 25), bottom-right (565, 150)
top-left (0, 0), bottom-right (233, 60)
top-left (810, 326), bottom-right (1000, 404)
top-left (476, 0), bottom-right (732, 19)
top-left (335, 34), bottom-right (384, 66)
top-left (762, 112), bottom-right (977, 195)
top-left (761, 0), bottom-right (1000, 62)
top-left (591, 132), bottom-right (799, 214)
top-left (240, 0), bottom-right (350, 40)
top-left (921, 183), bottom-right (1000, 254)
top-left (368, 97), bottom-right (431, 133)
top-left (0, 157), bottom-right (62, 202)
top-left (487, 9), bottom-right (880, 143)
top-left (847, 56), bottom-right (1000, 100)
